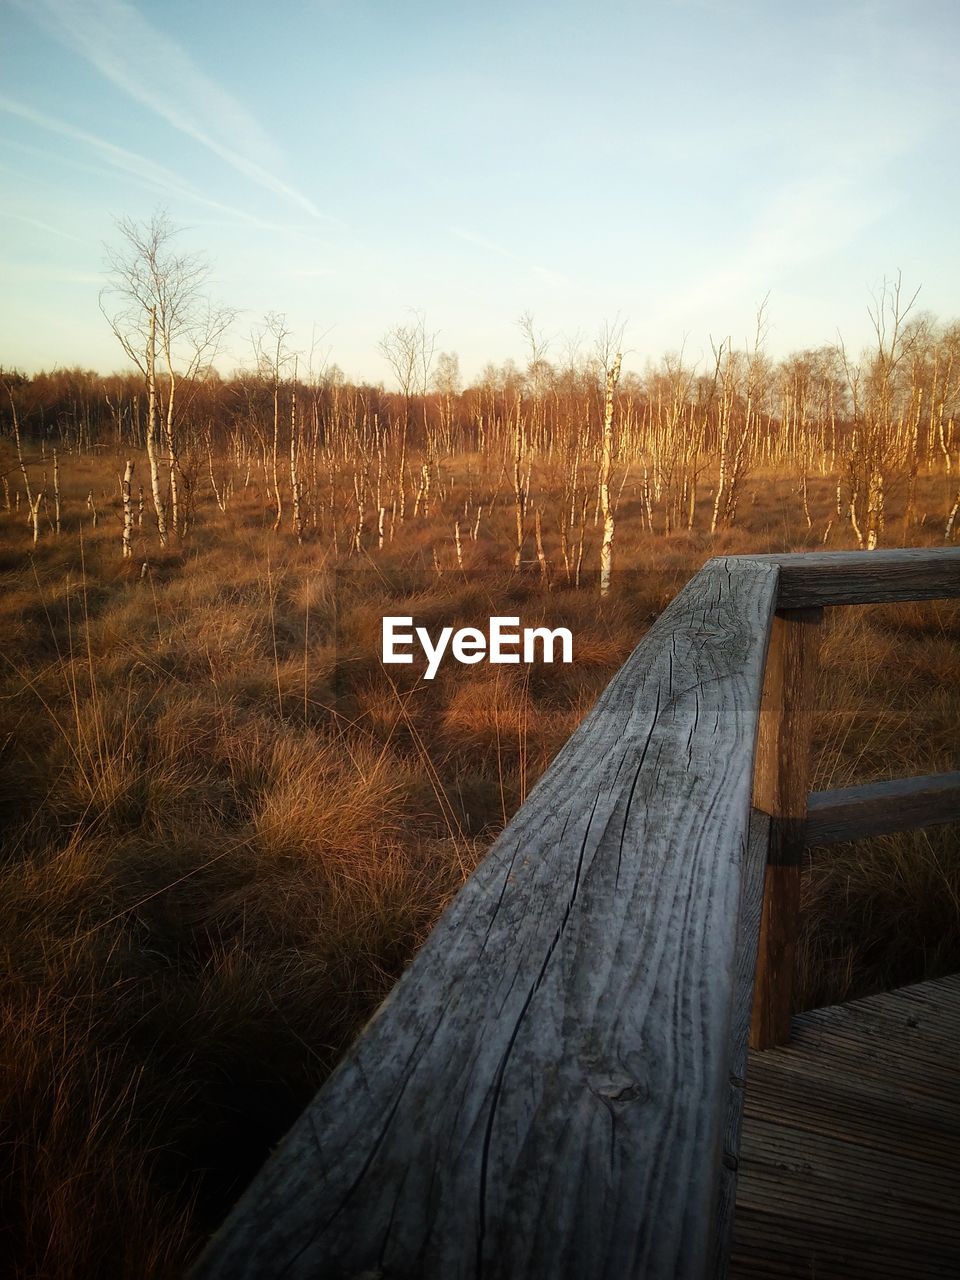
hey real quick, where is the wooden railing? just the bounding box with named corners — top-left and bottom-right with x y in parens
top-left (193, 547), bottom-right (960, 1280)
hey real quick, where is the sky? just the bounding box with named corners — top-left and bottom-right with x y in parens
top-left (1, 0), bottom-right (958, 384)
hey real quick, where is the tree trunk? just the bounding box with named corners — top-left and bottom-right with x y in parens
top-left (599, 354), bottom-right (622, 597)
top-left (121, 459), bottom-right (134, 558)
top-left (290, 369), bottom-right (303, 545)
top-left (146, 308), bottom-right (167, 545)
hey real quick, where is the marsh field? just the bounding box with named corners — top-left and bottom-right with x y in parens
top-left (2, 345), bottom-right (960, 1278)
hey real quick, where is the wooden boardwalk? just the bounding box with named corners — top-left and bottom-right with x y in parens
top-left (193, 550), bottom-right (960, 1280)
top-left (731, 973), bottom-right (960, 1279)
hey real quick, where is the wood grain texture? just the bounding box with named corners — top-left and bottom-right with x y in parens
top-left (750, 610), bottom-right (822, 1050)
top-left (736, 546), bottom-right (960, 608)
top-left (713, 811), bottom-right (768, 1280)
top-left (806, 772), bottom-right (960, 846)
top-left (730, 974), bottom-right (960, 1279)
top-left (192, 558), bottom-right (780, 1280)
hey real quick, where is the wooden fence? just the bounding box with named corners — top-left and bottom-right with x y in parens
top-left (193, 546), bottom-right (960, 1280)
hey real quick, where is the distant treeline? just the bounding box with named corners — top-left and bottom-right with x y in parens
top-left (3, 301), bottom-right (959, 551)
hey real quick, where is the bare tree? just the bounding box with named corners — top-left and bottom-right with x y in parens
top-left (711, 298), bottom-right (769, 535)
top-left (379, 311), bottom-right (436, 520)
top-left (592, 320), bottom-right (627, 591)
top-left (518, 311), bottom-right (552, 449)
top-left (290, 356), bottom-right (303, 545)
top-left (100, 209), bottom-right (235, 541)
top-left (4, 382), bottom-right (42, 545)
top-left (838, 273), bottom-right (921, 549)
top-left (597, 330), bottom-right (624, 597)
top-left (252, 313), bottom-right (296, 532)
top-left (433, 351), bottom-right (461, 452)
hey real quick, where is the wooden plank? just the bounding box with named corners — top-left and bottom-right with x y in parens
top-left (750, 608), bottom-right (822, 1049)
top-left (713, 810), bottom-right (768, 1279)
top-left (735, 546), bottom-right (960, 608)
top-left (192, 558), bottom-right (781, 1280)
top-left (805, 772), bottom-right (960, 846)
top-left (731, 974), bottom-right (960, 1280)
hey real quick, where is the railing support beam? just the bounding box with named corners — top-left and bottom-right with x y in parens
top-left (806, 772), bottom-right (960, 846)
top-left (750, 606), bottom-right (823, 1050)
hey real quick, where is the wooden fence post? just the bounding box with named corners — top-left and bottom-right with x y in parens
top-left (750, 606), bottom-right (823, 1049)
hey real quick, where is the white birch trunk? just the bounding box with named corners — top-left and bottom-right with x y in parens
top-left (53, 448), bottom-right (61, 535)
top-left (599, 354), bottom-right (621, 597)
top-left (146, 307), bottom-right (167, 545)
top-left (290, 368), bottom-right (303, 545)
top-left (121, 459), bottom-right (134, 557)
top-left (164, 371), bottom-right (179, 537)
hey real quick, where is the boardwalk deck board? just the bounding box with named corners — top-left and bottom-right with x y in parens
top-left (730, 974), bottom-right (960, 1280)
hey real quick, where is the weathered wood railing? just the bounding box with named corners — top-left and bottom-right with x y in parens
top-left (193, 547), bottom-right (960, 1280)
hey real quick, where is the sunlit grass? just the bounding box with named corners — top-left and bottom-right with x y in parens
top-left (0, 447), bottom-right (957, 1277)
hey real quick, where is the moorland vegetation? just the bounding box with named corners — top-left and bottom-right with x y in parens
top-left (1, 219), bottom-right (958, 1277)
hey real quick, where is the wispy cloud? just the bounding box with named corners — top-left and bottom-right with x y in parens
top-left (0, 208), bottom-right (87, 245)
top-left (661, 162), bottom-right (897, 334)
top-left (278, 267), bottom-right (336, 279)
top-left (1, 96), bottom-right (225, 208)
top-left (0, 97), bottom-right (333, 236)
top-left (13, 0), bottom-right (320, 217)
top-left (0, 96), bottom-right (259, 226)
top-left (0, 260), bottom-right (102, 285)
top-left (453, 227), bottom-right (569, 289)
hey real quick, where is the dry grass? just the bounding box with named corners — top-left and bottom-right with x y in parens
top-left (0, 444), bottom-right (957, 1276)
top-left (797, 598), bottom-right (960, 1008)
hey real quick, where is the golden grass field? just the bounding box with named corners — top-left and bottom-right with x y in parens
top-left (1, 443), bottom-right (958, 1277)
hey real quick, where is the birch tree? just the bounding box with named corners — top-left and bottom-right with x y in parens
top-left (100, 210), bottom-right (234, 541)
top-left (839, 274), bottom-right (921, 549)
top-left (121, 459), bottom-right (134, 557)
top-left (252, 313), bottom-right (295, 532)
top-left (596, 320), bottom-right (625, 596)
top-left (379, 312), bottom-right (436, 520)
top-left (4, 382), bottom-right (42, 545)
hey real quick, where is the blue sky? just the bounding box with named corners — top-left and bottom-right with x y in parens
top-left (1, 0), bottom-right (958, 383)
